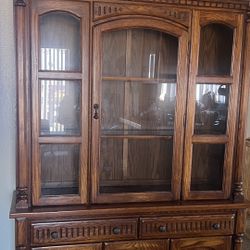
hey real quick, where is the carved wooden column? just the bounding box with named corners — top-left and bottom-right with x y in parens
top-left (233, 12), bottom-right (250, 202)
top-left (234, 209), bottom-right (247, 250)
top-left (15, 0), bottom-right (31, 209)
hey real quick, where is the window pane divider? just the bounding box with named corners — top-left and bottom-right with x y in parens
top-left (192, 135), bottom-right (228, 144)
top-left (102, 76), bottom-right (177, 83)
top-left (38, 71), bottom-right (82, 80)
top-left (38, 137), bottom-right (82, 143)
top-left (196, 75), bottom-right (233, 84)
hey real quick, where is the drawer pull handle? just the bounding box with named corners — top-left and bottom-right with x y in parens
top-left (159, 225), bottom-right (167, 232)
top-left (212, 223), bottom-right (220, 230)
top-left (112, 227), bottom-right (121, 234)
top-left (51, 231), bottom-right (59, 239)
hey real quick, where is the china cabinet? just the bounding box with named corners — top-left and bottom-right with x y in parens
top-left (10, 0), bottom-right (250, 249)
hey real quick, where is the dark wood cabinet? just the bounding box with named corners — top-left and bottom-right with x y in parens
top-left (10, 0), bottom-right (250, 249)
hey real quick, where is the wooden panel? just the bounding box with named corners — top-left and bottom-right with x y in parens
top-left (31, 218), bottom-right (137, 245)
top-left (105, 240), bottom-right (169, 250)
top-left (140, 214), bottom-right (235, 238)
top-left (32, 243), bottom-right (102, 250)
top-left (171, 236), bottom-right (232, 250)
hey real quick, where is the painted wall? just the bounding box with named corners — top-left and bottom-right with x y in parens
top-left (0, 0), bottom-right (16, 249)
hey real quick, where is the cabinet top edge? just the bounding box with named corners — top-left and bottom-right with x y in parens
top-left (14, 0), bottom-right (250, 11)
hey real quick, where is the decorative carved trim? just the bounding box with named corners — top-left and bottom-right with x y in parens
top-left (31, 219), bottom-right (137, 244)
top-left (94, 4), bottom-right (123, 18)
top-left (94, 3), bottom-right (190, 26)
top-left (234, 234), bottom-right (244, 245)
top-left (16, 187), bottom-right (28, 208)
top-left (123, 0), bottom-right (248, 10)
top-left (14, 0), bottom-right (26, 7)
top-left (233, 182), bottom-right (244, 202)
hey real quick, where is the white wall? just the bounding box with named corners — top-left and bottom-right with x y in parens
top-left (0, 0), bottom-right (16, 249)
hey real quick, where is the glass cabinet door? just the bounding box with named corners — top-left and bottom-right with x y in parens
top-left (183, 11), bottom-right (244, 200)
top-left (92, 20), bottom-right (188, 203)
top-left (31, 0), bottom-right (89, 206)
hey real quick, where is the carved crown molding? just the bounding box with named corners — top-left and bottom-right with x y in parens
top-left (94, 3), bottom-right (190, 26)
top-left (14, 0), bottom-right (27, 7)
top-left (123, 0), bottom-right (249, 10)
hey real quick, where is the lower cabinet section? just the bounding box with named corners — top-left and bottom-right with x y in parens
top-left (105, 239), bottom-right (169, 250)
top-left (15, 209), bottom-right (245, 250)
top-left (32, 243), bottom-right (102, 250)
top-left (171, 236), bottom-right (232, 250)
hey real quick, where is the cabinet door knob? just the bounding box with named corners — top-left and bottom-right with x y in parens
top-left (112, 227), bottom-right (121, 234)
top-left (93, 104), bottom-right (99, 119)
top-left (50, 231), bottom-right (59, 239)
top-left (212, 223), bottom-right (220, 230)
top-left (159, 225), bottom-right (167, 232)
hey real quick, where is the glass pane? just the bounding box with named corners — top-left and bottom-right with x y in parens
top-left (102, 29), bottom-right (178, 79)
top-left (100, 138), bottom-right (173, 193)
top-left (101, 81), bottom-right (176, 136)
top-left (194, 84), bottom-right (229, 135)
top-left (40, 80), bottom-right (81, 136)
top-left (198, 23), bottom-right (233, 75)
top-left (41, 144), bottom-right (80, 196)
top-left (191, 144), bottom-right (225, 191)
top-left (40, 12), bottom-right (81, 71)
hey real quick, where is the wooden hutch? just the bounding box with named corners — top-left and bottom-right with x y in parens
top-left (10, 0), bottom-right (250, 249)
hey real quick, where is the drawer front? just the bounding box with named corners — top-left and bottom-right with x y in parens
top-left (31, 218), bottom-right (138, 245)
top-left (32, 243), bottom-right (102, 250)
top-left (140, 214), bottom-right (235, 238)
top-left (105, 240), bottom-right (169, 250)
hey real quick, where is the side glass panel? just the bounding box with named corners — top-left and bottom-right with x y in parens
top-left (41, 144), bottom-right (80, 196)
top-left (40, 80), bottom-right (81, 136)
top-left (194, 84), bottom-right (229, 134)
top-left (191, 143), bottom-right (225, 191)
top-left (99, 28), bottom-right (178, 195)
top-left (198, 23), bottom-right (233, 76)
top-left (102, 29), bottom-right (178, 79)
top-left (39, 12), bottom-right (81, 71)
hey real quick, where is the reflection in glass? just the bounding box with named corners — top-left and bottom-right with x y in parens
top-left (40, 80), bottom-right (81, 136)
top-left (191, 143), bottom-right (225, 191)
top-left (41, 144), bottom-right (80, 196)
top-left (195, 84), bottom-right (229, 135)
top-left (198, 23), bottom-right (233, 75)
top-left (102, 29), bottom-right (178, 78)
top-left (40, 12), bottom-right (81, 71)
top-left (101, 81), bottom-right (176, 135)
top-left (100, 138), bottom-right (173, 193)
